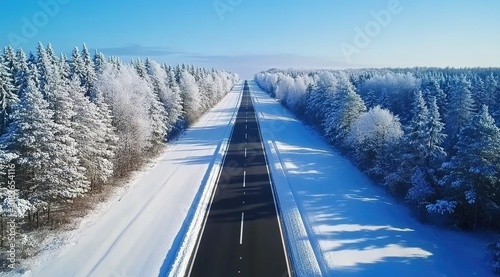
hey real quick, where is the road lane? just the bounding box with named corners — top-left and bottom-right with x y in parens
top-left (189, 81), bottom-right (289, 277)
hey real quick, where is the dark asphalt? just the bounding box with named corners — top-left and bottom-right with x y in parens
top-left (189, 81), bottom-right (290, 277)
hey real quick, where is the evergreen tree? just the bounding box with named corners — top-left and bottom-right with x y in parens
top-left (36, 44), bottom-right (90, 201)
top-left (446, 75), bottom-right (475, 146)
top-left (485, 73), bottom-right (500, 123)
top-left (179, 70), bottom-right (201, 124)
top-left (70, 47), bottom-right (85, 81)
top-left (438, 105), bottom-right (500, 229)
top-left (426, 96), bottom-right (447, 169)
top-left (67, 75), bottom-right (115, 187)
top-left (0, 54), bottom-right (18, 133)
top-left (45, 43), bottom-right (59, 66)
top-left (389, 91), bottom-right (430, 197)
top-left (406, 166), bottom-right (434, 207)
top-left (472, 76), bottom-right (487, 108)
top-left (93, 50), bottom-right (106, 74)
top-left (324, 80), bottom-right (366, 145)
top-left (406, 91), bottom-right (430, 166)
top-left (422, 77), bottom-right (447, 118)
top-left (164, 65), bottom-right (183, 133)
top-left (81, 43), bottom-right (97, 96)
top-left (1, 70), bottom-right (78, 203)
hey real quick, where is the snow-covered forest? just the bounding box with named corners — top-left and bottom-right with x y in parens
top-left (255, 68), bottom-right (500, 229)
top-left (255, 68), bottom-right (500, 271)
top-left (0, 42), bottom-right (237, 258)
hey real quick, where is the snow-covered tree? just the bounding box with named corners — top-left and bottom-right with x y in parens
top-left (436, 105), bottom-right (500, 229)
top-left (81, 43), bottom-right (97, 95)
top-left (0, 54), bottom-right (17, 133)
top-left (70, 47), bottom-right (85, 81)
top-left (324, 79), bottom-right (366, 145)
top-left (421, 77), bottom-right (447, 118)
top-left (95, 64), bottom-right (154, 175)
top-left (93, 50), bottom-right (106, 75)
top-left (406, 167), bottom-right (435, 206)
top-left (164, 65), bottom-right (183, 133)
top-left (347, 106), bottom-right (403, 170)
top-left (67, 75), bottom-right (115, 187)
top-left (179, 70), bottom-right (201, 124)
top-left (254, 67), bottom-right (500, 231)
top-left (1, 68), bottom-right (88, 203)
top-left (446, 75), bottom-right (475, 145)
top-left (426, 96), bottom-right (447, 167)
top-left (387, 91), bottom-right (430, 196)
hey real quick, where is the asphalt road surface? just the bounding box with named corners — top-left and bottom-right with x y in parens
top-left (189, 81), bottom-right (290, 277)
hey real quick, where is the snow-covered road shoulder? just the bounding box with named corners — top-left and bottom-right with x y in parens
top-left (250, 81), bottom-right (493, 277)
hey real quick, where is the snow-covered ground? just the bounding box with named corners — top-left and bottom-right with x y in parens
top-left (11, 84), bottom-right (242, 277)
top-left (249, 81), bottom-right (493, 277)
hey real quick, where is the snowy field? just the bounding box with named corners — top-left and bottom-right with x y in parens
top-left (10, 84), bottom-right (242, 277)
top-left (249, 81), bottom-right (493, 277)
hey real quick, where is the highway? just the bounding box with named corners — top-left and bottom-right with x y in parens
top-left (189, 81), bottom-right (290, 277)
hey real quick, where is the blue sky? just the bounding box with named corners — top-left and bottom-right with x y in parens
top-left (1, 0), bottom-right (499, 78)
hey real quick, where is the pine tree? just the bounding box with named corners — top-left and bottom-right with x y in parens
top-left (484, 74), bottom-right (498, 108)
top-left (422, 77), bottom-right (447, 118)
top-left (389, 91), bottom-right (430, 197)
top-left (406, 91), bottom-right (430, 165)
top-left (446, 75), bottom-right (475, 147)
top-left (438, 105), bottom-right (500, 229)
top-left (70, 47), bottom-right (85, 81)
top-left (92, 79), bottom-right (118, 180)
top-left (407, 166), bottom-right (434, 208)
top-left (324, 80), bottom-right (366, 145)
top-left (3, 46), bottom-right (19, 95)
top-left (485, 73), bottom-right (500, 122)
top-left (473, 76), bottom-right (487, 108)
top-left (15, 50), bottom-right (36, 93)
top-left (93, 50), bottom-right (106, 74)
top-left (67, 75), bottom-right (115, 187)
top-left (45, 43), bottom-right (59, 66)
top-left (81, 43), bottom-right (97, 96)
top-left (164, 65), bottom-right (183, 134)
top-left (36, 42), bottom-right (50, 93)
top-left (1, 71), bottom-right (57, 203)
top-left (0, 55), bottom-right (18, 133)
top-left (179, 70), bottom-right (201, 124)
top-left (426, 96), bottom-right (446, 169)
top-left (36, 44), bottom-right (90, 201)
top-left (59, 53), bottom-right (71, 79)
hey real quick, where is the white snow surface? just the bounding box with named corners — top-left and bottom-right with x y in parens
top-left (249, 81), bottom-right (493, 277)
top-left (17, 84), bottom-right (242, 277)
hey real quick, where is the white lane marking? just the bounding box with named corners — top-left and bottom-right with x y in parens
top-left (243, 171), bottom-right (246, 187)
top-left (240, 212), bottom-right (244, 245)
top-left (245, 124), bottom-right (247, 130)
top-left (244, 148), bottom-right (247, 157)
top-left (245, 133), bottom-right (247, 139)
top-left (246, 118), bottom-right (247, 122)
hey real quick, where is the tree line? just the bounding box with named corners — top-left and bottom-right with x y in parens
top-left (255, 68), bottom-right (500, 272)
top-left (0, 42), bottom-right (237, 251)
